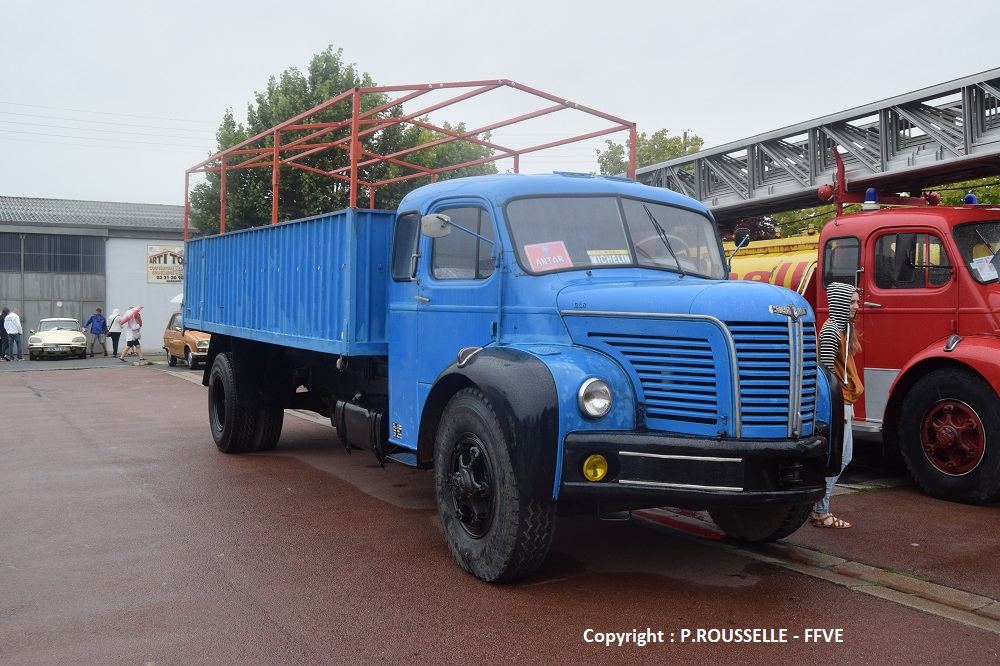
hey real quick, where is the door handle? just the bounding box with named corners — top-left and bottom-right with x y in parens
top-left (863, 301), bottom-right (881, 308)
top-left (414, 295), bottom-right (430, 303)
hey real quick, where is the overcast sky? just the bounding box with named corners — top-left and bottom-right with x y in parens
top-left (3, 0), bottom-right (998, 206)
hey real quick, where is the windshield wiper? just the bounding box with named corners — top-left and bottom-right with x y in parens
top-left (642, 204), bottom-right (685, 276)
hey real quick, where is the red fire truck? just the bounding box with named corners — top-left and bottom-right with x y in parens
top-left (730, 151), bottom-right (1000, 504)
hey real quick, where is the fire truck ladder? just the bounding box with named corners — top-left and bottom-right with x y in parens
top-left (636, 68), bottom-right (1000, 226)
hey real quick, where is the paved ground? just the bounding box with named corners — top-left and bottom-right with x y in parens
top-left (2, 363), bottom-right (999, 664)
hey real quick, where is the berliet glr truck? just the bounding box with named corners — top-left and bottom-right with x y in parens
top-left (183, 81), bottom-right (842, 582)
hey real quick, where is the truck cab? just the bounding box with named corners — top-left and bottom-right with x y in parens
top-left (815, 202), bottom-right (1000, 503)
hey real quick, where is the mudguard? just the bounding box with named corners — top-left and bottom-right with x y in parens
top-left (419, 347), bottom-right (560, 499)
top-left (883, 335), bottom-right (1000, 433)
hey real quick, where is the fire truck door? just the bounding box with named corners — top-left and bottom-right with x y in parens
top-left (859, 231), bottom-right (959, 424)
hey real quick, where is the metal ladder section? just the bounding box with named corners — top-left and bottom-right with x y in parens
top-left (636, 68), bottom-right (1000, 225)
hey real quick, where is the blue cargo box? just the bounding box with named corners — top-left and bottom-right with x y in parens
top-left (183, 208), bottom-right (395, 356)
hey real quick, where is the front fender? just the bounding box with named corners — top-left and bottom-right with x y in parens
top-left (420, 344), bottom-right (635, 500)
top-left (419, 347), bottom-right (560, 500)
top-left (884, 334), bottom-right (1000, 433)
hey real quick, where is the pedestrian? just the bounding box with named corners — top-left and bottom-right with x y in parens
top-left (4, 307), bottom-right (23, 361)
top-left (810, 282), bottom-right (862, 529)
top-left (119, 310), bottom-right (145, 362)
top-left (82, 307), bottom-right (109, 357)
top-left (106, 308), bottom-right (123, 357)
top-left (0, 306), bottom-right (9, 361)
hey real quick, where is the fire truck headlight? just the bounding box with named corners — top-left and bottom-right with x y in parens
top-left (578, 378), bottom-right (612, 419)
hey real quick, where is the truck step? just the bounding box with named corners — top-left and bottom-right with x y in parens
top-left (386, 451), bottom-right (418, 467)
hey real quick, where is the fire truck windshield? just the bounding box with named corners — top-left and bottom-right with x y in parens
top-left (954, 221), bottom-right (1000, 284)
top-left (505, 196), bottom-right (726, 278)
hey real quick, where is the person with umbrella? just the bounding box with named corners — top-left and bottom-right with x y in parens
top-left (118, 305), bottom-right (145, 362)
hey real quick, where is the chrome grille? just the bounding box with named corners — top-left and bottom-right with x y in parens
top-left (727, 321), bottom-right (817, 437)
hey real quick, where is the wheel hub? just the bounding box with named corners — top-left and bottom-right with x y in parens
top-left (447, 440), bottom-right (494, 538)
top-left (921, 400), bottom-right (985, 476)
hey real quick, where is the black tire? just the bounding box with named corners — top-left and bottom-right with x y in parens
top-left (29, 353), bottom-right (37, 361)
top-left (250, 408), bottom-right (284, 452)
top-left (186, 347), bottom-right (198, 370)
top-left (434, 388), bottom-right (556, 583)
top-left (167, 351), bottom-right (177, 367)
top-left (708, 503), bottom-right (813, 542)
top-left (208, 352), bottom-right (258, 454)
top-left (898, 368), bottom-right (1000, 504)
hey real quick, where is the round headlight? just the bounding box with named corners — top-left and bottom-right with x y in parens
top-left (578, 378), bottom-right (612, 419)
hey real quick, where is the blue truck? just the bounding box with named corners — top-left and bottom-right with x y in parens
top-left (184, 171), bottom-right (843, 582)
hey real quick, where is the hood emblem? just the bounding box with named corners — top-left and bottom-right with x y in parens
top-left (769, 304), bottom-right (807, 321)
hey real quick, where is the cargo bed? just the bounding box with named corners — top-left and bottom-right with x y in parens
top-left (183, 208), bottom-right (394, 356)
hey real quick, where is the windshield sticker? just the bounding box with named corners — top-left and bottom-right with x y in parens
top-left (973, 255), bottom-right (1000, 281)
top-left (587, 249), bottom-right (630, 266)
top-left (524, 241), bottom-right (572, 272)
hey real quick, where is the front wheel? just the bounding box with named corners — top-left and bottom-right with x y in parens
top-left (898, 368), bottom-right (1000, 504)
top-left (434, 388), bottom-right (556, 582)
top-left (707, 503), bottom-right (813, 542)
top-left (186, 347), bottom-right (198, 370)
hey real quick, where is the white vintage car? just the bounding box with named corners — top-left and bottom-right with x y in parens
top-left (28, 318), bottom-right (88, 360)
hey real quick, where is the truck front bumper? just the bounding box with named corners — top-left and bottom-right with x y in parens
top-left (559, 431), bottom-right (829, 508)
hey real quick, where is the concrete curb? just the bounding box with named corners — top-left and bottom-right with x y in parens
top-left (638, 508), bottom-right (1000, 637)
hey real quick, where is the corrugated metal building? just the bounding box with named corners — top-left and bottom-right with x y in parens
top-left (0, 196), bottom-right (185, 340)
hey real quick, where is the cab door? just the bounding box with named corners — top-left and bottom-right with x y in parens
top-left (387, 202), bottom-right (500, 452)
top-left (859, 229), bottom-right (958, 423)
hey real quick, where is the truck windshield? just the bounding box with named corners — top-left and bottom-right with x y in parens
top-left (953, 221), bottom-right (1000, 284)
top-left (505, 196), bottom-right (726, 278)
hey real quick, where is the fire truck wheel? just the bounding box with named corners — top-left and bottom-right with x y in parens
top-left (898, 368), bottom-right (1000, 504)
top-left (250, 408), bottom-right (284, 452)
top-left (707, 503), bottom-right (813, 542)
top-left (434, 387), bottom-right (556, 582)
top-left (208, 352), bottom-right (258, 454)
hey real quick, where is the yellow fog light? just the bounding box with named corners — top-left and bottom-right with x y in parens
top-left (582, 454), bottom-right (609, 482)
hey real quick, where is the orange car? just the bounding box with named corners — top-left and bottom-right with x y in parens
top-left (162, 310), bottom-right (210, 369)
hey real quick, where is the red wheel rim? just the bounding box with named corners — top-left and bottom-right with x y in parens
top-left (920, 399), bottom-right (985, 476)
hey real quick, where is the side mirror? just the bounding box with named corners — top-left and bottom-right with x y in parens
top-left (421, 213), bottom-right (452, 238)
top-left (733, 228), bottom-right (751, 248)
top-left (893, 233), bottom-right (917, 283)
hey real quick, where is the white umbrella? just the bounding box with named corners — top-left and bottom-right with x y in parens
top-left (170, 292), bottom-right (184, 304)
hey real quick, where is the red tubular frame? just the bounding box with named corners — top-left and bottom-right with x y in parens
top-left (184, 80), bottom-right (636, 238)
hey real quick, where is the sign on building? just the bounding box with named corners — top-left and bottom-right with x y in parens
top-left (147, 245), bottom-right (184, 284)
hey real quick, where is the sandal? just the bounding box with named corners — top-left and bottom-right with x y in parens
top-left (809, 511), bottom-right (851, 529)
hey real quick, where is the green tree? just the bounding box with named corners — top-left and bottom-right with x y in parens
top-left (596, 128), bottom-right (704, 174)
top-left (930, 176), bottom-right (1000, 205)
top-left (190, 47), bottom-right (496, 234)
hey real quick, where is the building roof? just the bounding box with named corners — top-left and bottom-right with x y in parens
top-left (0, 196), bottom-right (184, 233)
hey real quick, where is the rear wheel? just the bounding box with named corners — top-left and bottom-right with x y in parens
top-left (434, 388), bottom-right (556, 582)
top-left (708, 503), bottom-right (813, 542)
top-left (251, 408), bottom-right (284, 452)
top-left (208, 352), bottom-right (258, 453)
top-left (167, 351), bottom-right (177, 367)
top-left (898, 368), bottom-right (1000, 504)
